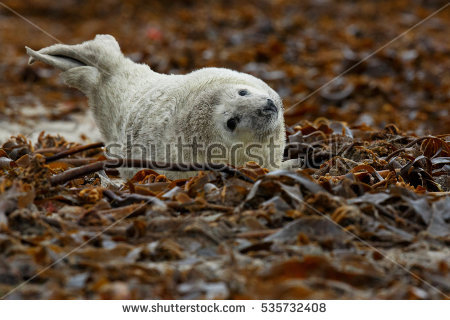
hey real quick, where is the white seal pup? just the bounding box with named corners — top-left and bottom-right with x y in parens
top-left (26, 34), bottom-right (291, 179)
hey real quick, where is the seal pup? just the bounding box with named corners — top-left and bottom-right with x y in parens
top-left (26, 34), bottom-right (291, 179)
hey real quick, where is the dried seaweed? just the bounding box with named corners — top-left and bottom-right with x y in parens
top-left (0, 126), bottom-right (448, 299)
top-left (0, 0), bottom-right (449, 300)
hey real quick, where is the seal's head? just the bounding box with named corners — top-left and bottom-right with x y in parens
top-left (212, 83), bottom-right (284, 142)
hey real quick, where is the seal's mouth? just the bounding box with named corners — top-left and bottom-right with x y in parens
top-left (225, 98), bottom-right (280, 135)
top-left (259, 99), bottom-right (278, 117)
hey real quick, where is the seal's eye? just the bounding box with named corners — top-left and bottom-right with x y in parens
top-left (238, 89), bottom-right (248, 96)
top-left (227, 118), bottom-right (238, 131)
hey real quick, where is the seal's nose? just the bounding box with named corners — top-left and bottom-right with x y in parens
top-left (262, 99), bottom-right (278, 114)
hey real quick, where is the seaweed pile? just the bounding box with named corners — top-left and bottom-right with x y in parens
top-left (0, 122), bottom-right (448, 299)
top-left (1, 0), bottom-right (449, 300)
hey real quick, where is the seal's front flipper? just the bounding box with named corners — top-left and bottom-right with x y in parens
top-left (26, 46), bottom-right (85, 71)
top-left (279, 158), bottom-right (303, 170)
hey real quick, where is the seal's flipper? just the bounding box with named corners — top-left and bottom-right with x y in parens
top-left (26, 34), bottom-right (121, 73)
top-left (26, 47), bottom-right (85, 71)
top-left (61, 66), bottom-right (99, 94)
top-left (25, 34), bottom-right (123, 94)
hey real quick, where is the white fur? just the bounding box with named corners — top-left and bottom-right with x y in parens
top-left (26, 35), bottom-right (289, 179)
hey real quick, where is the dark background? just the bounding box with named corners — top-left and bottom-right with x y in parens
top-left (0, 0), bottom-right (449, 141)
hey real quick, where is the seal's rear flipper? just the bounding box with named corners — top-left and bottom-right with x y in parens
top-left (61, 66), bottom-right (99, 94)
top-left (25, 34), bottom-right (122, 94)
top-left (26, 47), bottom-right (85, 71)
top-left (26, 34), bottom-right (121, 72)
